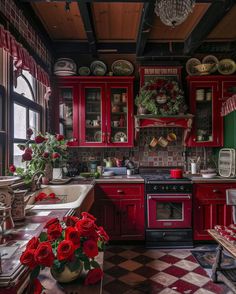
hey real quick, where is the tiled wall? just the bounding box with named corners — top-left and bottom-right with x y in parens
top-left (68, 127), bottom-right (215, 173)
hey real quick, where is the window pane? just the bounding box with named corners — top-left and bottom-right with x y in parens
top-left (14, 104), bottom-right (26, 139)
top-left (13, 143), bottom-right (26, 169)
top-left (29, 110), bottom-right (39, 138)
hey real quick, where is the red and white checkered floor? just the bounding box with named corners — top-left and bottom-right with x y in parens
top-left (103, 246), bottom-right (233, 294)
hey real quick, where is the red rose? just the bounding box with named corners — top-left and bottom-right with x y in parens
top-left (44, 218), bottom-right (59, 229)
top-left (27, 128), bottom-right (33, 138)
top-left (57, 240), bottom-right (75, 261)
top-left (9, 164), bottom-right (16, 173)
top-left (20, 249), bottom-right (37, 269)
top-left (35, 135), bottom-right (46, 144)
top-left (25, 147), bottom-right (33, 154)
top-left (33, 278), bottom-right (42, 294)
top-left (76, 218), bottom-right (95, 237)
top-left (48, 193), bottom-right (56, 199)
top-left (47, 222), bottom-right (62, 241)
top-left (81, 212), bottom-right (96, 221)
top-left (56, 134), bottom-right (64, 141)
top-left (84, 268), bottom-right (103, 285)
top-left (52, 152), bottom-right (60, 159)
top-left (22, 151), bottom-right (32, 161)
top-left (63, 216), bottom-right (80, 226)
top-left (97, 226), bottom-right (109, 242)
top-left (26, 237), bottom-right (39, 250)
top-left (34, 242), bottom-right (54, 267)
top-left (83, 240), bottom-right (98, 258)
top-left (35, 192), bottom-right (47, 202)
top-left (65, 227), bottom-right (81, 249)
top-left (42, 152), bottom-right (49, 158)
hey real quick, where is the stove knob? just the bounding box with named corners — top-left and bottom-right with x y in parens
top-left (173, 186), bottom-right (177, 190)
top-left (180, 185), bottom-right (184, 191)
top-left (165, 186), bottom-right (169, 190)
top-left (161, 186), bottom-right (165, 191)
top-left (154, 186), bottom-right (157, 190)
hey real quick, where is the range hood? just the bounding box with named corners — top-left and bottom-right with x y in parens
top-left (134, 114), bottom-right (194, 146)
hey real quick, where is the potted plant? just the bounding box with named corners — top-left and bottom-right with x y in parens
top-left (135, 88), bottom-right (157, 115)
top-left (9, 129), bottom-right (69, 185)
top-left (20, 212), bottom-right (109, 293)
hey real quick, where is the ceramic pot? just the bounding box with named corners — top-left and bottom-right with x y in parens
top-left (51, 264), bottom-right (83, 283)
top-left (44, 163), bottom-right (53, 181)
top-left (170, 169), bottom-right (183, 179)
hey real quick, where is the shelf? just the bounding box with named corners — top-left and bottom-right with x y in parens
top-left (86, 112), bottom-right (100, 115)
top-left (111, 112), bottom-right (127, 115)
top-left (86, 100), bottom-right (100, 104)
top-left (86, 126), bottom-right (101, 129)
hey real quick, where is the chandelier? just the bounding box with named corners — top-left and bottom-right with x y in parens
top-left (155, 0), bottom-right (195, 27)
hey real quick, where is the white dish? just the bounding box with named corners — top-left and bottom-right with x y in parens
top-left (103, 171), bottom-right (114, 177)
top-left (201, 173), bottom-right (217, 178)
top-left (0, 176), bottom-right (20, 187)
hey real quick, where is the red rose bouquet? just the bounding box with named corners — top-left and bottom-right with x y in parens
top-left (20, 212), bottom-right (109, 293)
top-left (9, 129), bottom-right (69, 184)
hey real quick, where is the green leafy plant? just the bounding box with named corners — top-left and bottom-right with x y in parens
top-left (9, 129), bottom-right (68, 184)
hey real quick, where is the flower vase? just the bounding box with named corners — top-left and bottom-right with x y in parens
top-left (53, 168), bottom-right (63, 179)
top-left (44, 163), bottom-right (53, 181)
top-left (51, 264), bottom-right (83, 283)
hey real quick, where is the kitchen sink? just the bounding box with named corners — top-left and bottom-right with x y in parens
top-left (27, 184), bottom-right (94, 210)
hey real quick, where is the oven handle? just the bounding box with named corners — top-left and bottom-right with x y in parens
top-left (147, 194), bottom-right (192, 200)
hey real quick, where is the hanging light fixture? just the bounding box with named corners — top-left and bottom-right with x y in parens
top-left (155, 0), bottom-right (195, 27)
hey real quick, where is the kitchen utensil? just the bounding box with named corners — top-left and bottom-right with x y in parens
top-left (202, 55), bottom-right (219, 73)
top-left (186, 58), bottom-right (201, 75)
top-left (111, 60), bottom-right (134, 76)
top-left (191, 162), bottom-right (197, 174)
top-left (167, 132), bottom-right (177, 142)
top-left (170, 169), bottom-right (183, 179)
top-left (157, 136), bottom-right (168, 147)
top-left (218, 148), bottom-right (235, 177)
top-left (103, 158), bottom-right (113, 168)
top-left (115, 158), bottom-right (122, 167)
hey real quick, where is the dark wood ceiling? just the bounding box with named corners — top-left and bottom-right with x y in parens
top-left (23, 1), bottom-right (236, 60)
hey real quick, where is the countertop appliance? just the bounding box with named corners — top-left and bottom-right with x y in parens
top-left (218, 148), bottom-right (236, 178)
top-left (140, 167), bottom-right (193, 248)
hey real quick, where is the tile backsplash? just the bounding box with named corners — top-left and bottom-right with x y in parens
top-left (68, 127), bottom-right (214, 173)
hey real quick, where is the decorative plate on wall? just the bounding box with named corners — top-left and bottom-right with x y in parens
top-left (54, 58), bottom-right (77, 76)
top-left (90, 61), bottom-right (107, 76)
top-left (111, 60), bottom-right (134, 76)
top-left (202, 55), bottom-right (219, 73)
top-left (218, 59), bottom-right (236, 75)
top-left (78, 66), bottom-right (90, 76)
top-left (186, 58), bottom-right (201, 75)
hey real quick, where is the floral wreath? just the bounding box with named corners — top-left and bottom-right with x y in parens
top-left (136, 79), bottom-right (187, 115)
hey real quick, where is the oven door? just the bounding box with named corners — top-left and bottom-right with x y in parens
top-left (147, 194), bottom-right (192, 229)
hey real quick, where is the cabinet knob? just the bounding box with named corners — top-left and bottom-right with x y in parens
top-left (117, 190), bottom-right (124, 194)
top-left (213, 189), bottom-right (220, 193)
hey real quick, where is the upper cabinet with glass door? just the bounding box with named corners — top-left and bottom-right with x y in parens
top-left (57, 76), bottom-right (134, 147)
top-left (187, 77), bottom-right (223, 147)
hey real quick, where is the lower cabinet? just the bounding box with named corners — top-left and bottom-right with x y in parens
top-left (91, 183), bottom-right (145, 240)
top-left (194, 183), bottom-right (236, 241)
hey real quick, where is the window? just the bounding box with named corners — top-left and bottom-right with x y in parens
top-left (12, 68), bottom-right (43, 168)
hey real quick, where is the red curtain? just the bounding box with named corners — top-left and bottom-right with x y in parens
top-left (221, 95), bottom-right (236, 116)
top-left (0, 25), bottom-right (50, 87)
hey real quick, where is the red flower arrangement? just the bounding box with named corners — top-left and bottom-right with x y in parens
top-left (20, 212), bottom-right (109, 293)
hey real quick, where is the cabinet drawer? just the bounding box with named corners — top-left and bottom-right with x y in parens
top-left (95, 184), bottom-right (144, 198)
top-left (194, 183), bottom-right (236, 200)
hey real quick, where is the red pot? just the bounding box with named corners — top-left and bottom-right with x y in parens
top-left (170, 169), bottom-right (183, 179)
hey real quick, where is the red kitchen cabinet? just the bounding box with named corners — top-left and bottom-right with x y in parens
top-left (187, 77), bottom-right (223, 147)
top-left (91, 183), bottom-right (145, 240)
top-left (193, 183), bottom-right (236, 241)
top-left (56, 76), bottom-right (134, 147)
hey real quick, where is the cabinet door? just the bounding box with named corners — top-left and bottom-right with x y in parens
top-left (187, 81), bottom-right (223, 147)
top-left (94, 199), bottom-right (120, 239)
top-left (58, 86), bottom-right (75, 140)
top-left (220, 79), bottom-right (236, 101)
top-left (79, 83), bottom-right (107, 146)
top-left (106, 83), bottom-right (134, 147)
top-left (120, 199), bottom-right (144, 240)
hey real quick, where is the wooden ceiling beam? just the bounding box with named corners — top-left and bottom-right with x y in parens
top-left (77, 2), bottom-right (97, 56)
top-left (136, 1), bottom-right (156, 56)
top-left (184, 0), bottom-right (236, 55)
top-left (19, 0), bottom-right (214, 2)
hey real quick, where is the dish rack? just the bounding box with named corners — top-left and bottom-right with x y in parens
top-left (218, 148), bottom-right (236, 177)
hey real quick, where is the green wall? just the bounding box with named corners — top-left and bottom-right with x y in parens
top-left (224, 112), bottom-right (236, 148)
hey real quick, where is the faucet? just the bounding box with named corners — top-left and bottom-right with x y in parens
top-left (31, 171), bottom-right (45, 191)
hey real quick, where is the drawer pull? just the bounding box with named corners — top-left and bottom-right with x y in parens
top-left (117, 190), bottom-right (124, 194)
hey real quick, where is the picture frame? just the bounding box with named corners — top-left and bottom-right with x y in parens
top-left (139, 66), bottom-right (182, 87)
